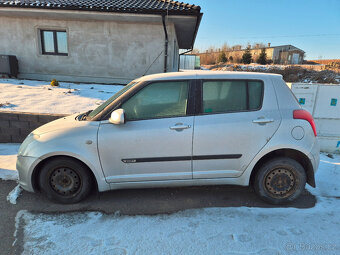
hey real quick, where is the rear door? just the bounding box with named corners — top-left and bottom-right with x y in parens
top-left (192, 78), bottom-right (281, 179)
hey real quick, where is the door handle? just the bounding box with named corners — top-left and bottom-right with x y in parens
top-left (170, 123), bottom-right (191, 131)
top-left (252, 118), bottom-right (274, 124)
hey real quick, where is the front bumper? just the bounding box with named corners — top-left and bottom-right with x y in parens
top-left (16, 155), bottom-right (39, 192)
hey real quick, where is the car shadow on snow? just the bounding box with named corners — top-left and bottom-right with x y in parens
top-left (5, 181), bottom-right (316, 215)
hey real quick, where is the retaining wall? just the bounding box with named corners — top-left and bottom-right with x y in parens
top-left (0, 111), bottom-right (67, 143)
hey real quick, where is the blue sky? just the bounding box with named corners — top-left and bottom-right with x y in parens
top-left (192, 0), bottom-right (340, 60)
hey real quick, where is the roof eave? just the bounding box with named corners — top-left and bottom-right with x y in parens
top-left (0, 4), bottom-right (201, 16)
top-left (189, 12), bottom-right (203, 50)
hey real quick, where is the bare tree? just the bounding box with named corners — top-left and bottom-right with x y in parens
top-left (252, 42), bottom-right (266, 49)
top-left (191, 48), bottom-right (200, 54)
top-left (221, 42), bottom-right (230, 52)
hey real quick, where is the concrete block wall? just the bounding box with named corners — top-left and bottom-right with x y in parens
top-left (0, 111), bottom-right (67, 143)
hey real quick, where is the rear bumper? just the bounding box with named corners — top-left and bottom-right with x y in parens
top-left (16, 155), bottom-right (39, 192)
top-left (305, 139), bottom-right (320, 188)
top-left (308, 139), bottom-right (320, 173)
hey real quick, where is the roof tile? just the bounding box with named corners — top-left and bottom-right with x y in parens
top-left (0, 0), bottom-right (201, 15)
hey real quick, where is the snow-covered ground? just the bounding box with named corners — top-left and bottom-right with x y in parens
top-left (0, 78), bottom-right (123, 114)
top-left (17, 198), bottom-right (340, 255)
top-left (7, 184), bottom-right (22, 205)
top-left (0, 143), bottom-right (20, 180)
top-left (0, 144), bottom-right (339, 254)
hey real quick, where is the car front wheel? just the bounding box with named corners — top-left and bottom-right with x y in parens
top-left (253, 157), bottom-right (306, 204)
top-left (39, 157), bottom-right (93, 204)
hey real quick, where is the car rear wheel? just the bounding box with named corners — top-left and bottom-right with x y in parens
top-left (39, 158), bottom-right (93, 204)
top-left (253, 157), bottom-right (306, 204)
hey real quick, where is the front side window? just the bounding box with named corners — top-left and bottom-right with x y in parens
top-left (87, 81), bottom-right (138, 120)
top-left (122, 81), bottom-right (189, 121)
top-left (202, 80), bottom-right (263, 114)
top-left (41, 30), bottom-right (68, 56)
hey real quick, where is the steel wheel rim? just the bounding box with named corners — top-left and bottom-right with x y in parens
top-left (264, 168), bottom-right (296, 198)
top-left (50, 167), bottom-right (81, 196)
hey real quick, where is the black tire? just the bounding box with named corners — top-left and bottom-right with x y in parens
top-left (253, 157), bottom-right (306, 204)
top-left (39, 157), bottom-right (93, 204)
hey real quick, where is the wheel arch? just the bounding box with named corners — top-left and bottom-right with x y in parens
top-left (31, 155), bottom-right (99, 192)
top-left (250, 148), bottom-right (315, 187)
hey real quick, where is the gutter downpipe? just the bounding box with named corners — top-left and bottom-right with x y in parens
top-left (162, 14), bottom-right (168, 73)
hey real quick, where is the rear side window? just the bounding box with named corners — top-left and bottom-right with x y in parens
top-left (248, 81), bottom-right (263, 110)
top-left (202, 80), bottom-right (263, 114)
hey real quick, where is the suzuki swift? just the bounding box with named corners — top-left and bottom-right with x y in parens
top-left (17, 71), bottom-right (320, 204)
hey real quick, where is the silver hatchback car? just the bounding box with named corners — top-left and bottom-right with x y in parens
top-left (17, 71), bottom-right (320, 204)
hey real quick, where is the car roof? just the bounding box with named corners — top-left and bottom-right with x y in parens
top-left (134, 70), bottom-right (283, 82)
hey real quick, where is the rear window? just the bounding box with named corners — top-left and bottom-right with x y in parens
top-left (202, 80), bottom-right (263, 114)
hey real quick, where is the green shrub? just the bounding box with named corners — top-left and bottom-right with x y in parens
top-left (257, 48), bottom-right (267, 65)
top-left (241, 47), bottom-right (252, 64)
top-left (217, 52), bottom-right (227, 63)
top-left (50, 79), bottom-right (59, 87)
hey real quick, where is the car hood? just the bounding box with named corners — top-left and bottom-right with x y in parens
top-left (32, 113), bottom-right (81, 135)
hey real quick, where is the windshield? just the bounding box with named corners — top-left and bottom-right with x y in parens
top-left (87, 81), bottom-right (138, 119)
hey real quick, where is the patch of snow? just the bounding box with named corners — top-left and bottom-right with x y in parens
top-left (0, 169), bottom-right (18, 181)
top-left (7, 184), bottom-right (22, 204)
top-left (17, 198), bottom-right (340, 255)
top-left (200, 66), bottom-right (209, 70)
top-left (0, 144), bottom-right (20, 180)
top-left (13, 210), bottom-right (27, 247)
top-left (306, 153), bottom-right (340, 198)
top-left (0, 78), bottom-right (124, 114)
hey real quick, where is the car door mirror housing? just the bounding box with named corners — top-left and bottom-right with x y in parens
top-left (109, 109), bottom-right (125, 125)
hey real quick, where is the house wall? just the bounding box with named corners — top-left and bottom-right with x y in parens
top-left (273, 46), bottom-right (304, 64)
top-left (224, 48), bottom-right (275, 63)
top-left (198, 48), bottom-right (276, 65)
top-left (278, 50), bottom-right (304, 65)
top-left (0, 14), bottom-right (179, 84)
top-left (250, 48), bottom-right (274, 62)
top-left (198, 46), bottom-right (304, 65)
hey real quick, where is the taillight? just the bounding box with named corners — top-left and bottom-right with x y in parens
top-left (293, 109), bottom-right (317, 136)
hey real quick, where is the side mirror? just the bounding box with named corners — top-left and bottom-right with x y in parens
top-left (109, 109), bottom-right (125, 125)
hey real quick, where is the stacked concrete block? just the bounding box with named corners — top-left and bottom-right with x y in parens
top-left (0, 111), bottom-right (67, 143)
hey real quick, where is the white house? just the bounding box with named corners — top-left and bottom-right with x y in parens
top-left (0, 0), bottom-right (202, 84)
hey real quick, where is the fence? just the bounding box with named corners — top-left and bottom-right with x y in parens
top-left (288, 83), bottom-right (340, 153)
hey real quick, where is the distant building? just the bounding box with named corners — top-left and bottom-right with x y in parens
top-left (200, 44), bottom-right (305, 65)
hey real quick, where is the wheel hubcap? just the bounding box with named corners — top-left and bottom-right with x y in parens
top-left (50, 167), bottom-right (81, 196)
top-left (265, 168), bottom-right (295, 197)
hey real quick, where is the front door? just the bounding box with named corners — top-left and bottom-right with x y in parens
top-left (193, 78), bottom-right (281, 178)
top-left (98, 80), bottom-right (194, 182)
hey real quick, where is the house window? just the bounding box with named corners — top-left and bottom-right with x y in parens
top-left (40, 30), bottom-right (68, 56)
